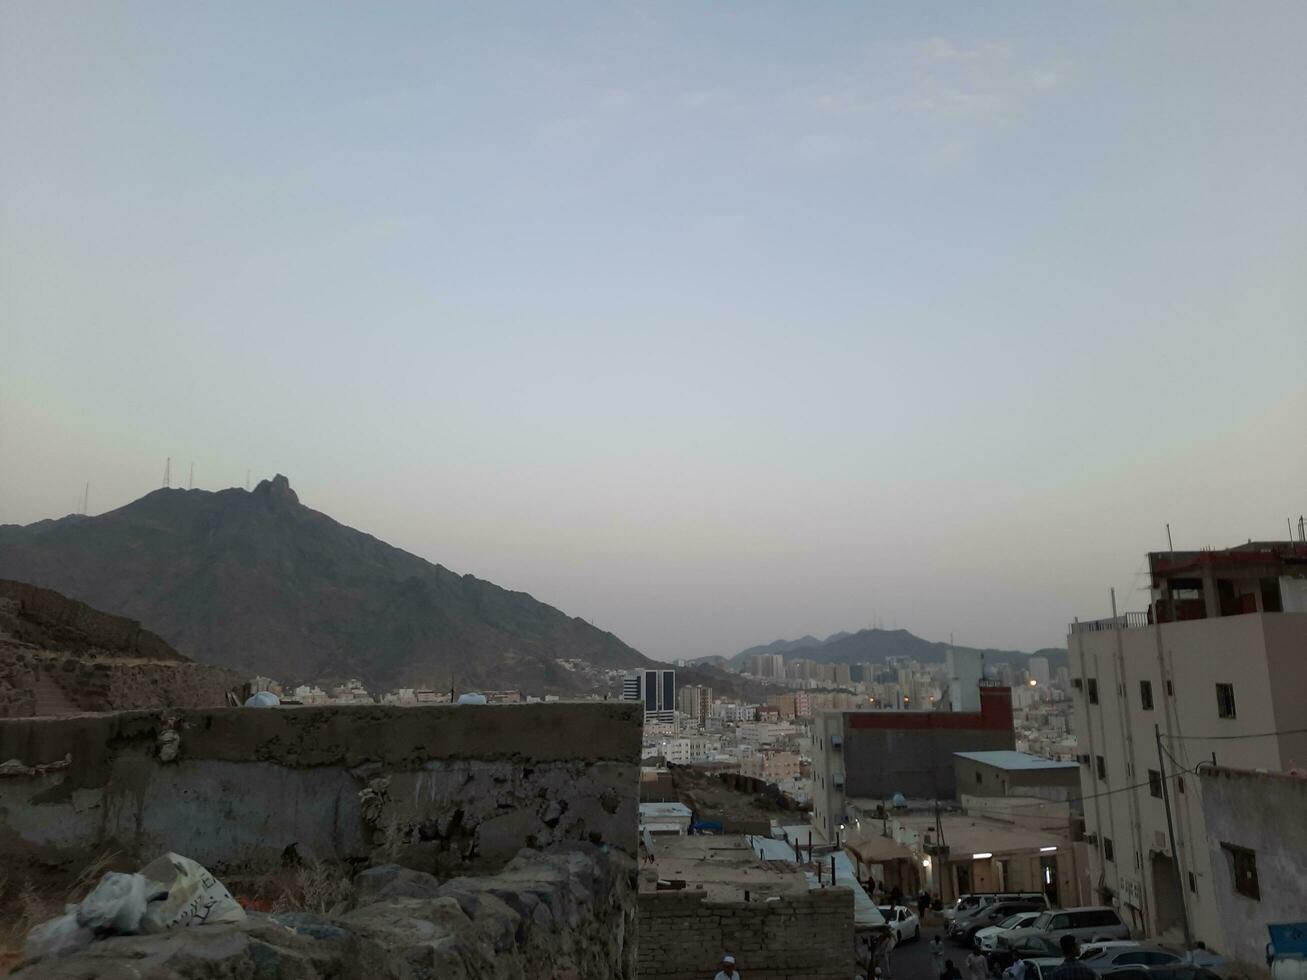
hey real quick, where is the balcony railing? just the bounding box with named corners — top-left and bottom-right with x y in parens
top-left (1068, 611), bottom-right (1150, 635)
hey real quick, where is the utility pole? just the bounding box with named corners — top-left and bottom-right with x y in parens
top-left (162, 457), bottom-right (171, 488)
top-left (1155, 723), bottom-right (1193, 949)
top-left (1166, 523), bottom-right (1173, 552)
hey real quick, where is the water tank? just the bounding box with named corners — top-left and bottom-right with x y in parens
top-left (244, 691), bottom-right (281, 707)
top-left (457, 693), bottom-right (488, 705)
top-left (891, 792), bottom-right (907, 809)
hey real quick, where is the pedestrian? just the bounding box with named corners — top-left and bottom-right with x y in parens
top-left (890, 883), bottom-right (903, 907)
top-left (1047, 936), bottom-right (1095, 980)
top-left (942, 958), bottom-right (963, 980)
top-left (918, 889), bottom-right (930, 920)
top-left (930, 934), bottom-right (945, 976)
top-left (715, 953), bottom-right (741, 980)
top-left (967, 947), bottom-right (989, 980)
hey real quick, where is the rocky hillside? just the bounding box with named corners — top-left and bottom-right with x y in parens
top-left (0, 476), bottom-right (657, 690)
top-left (715, 627), bottom-right (1068, 671)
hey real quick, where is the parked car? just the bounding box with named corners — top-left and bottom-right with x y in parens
top-left (990, 938), bottom-right (1128, 976)
top-left (1081, 945), bottom-right (1183, 973)
top-left (944, 892), bottom-right (1050, 923)
top-left (878, 905), bottom-right (921, 943)
top-left (990, 934), bottom-right (1066, 975)
top-left (1103, 967), bottom-right (1221, 980)
top-left (1002, 907), bottom-right (1130, 947)
top-left (975, 911), bottom-right (1043, 952)
top-left (951, 901), bottom-right (1047, 945)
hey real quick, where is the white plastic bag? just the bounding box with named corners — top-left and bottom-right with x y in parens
top-left (25, 906), bottom-right (94, 960)
top-left (138, 853), bottom-right (246, 931)
top-left (77, 872), bottom-right (153, 934)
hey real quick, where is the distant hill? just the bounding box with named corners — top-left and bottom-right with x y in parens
top-left (710, 628), bottom-right (1067, 672)
top-left (0, 476), bottom-right (657, 692)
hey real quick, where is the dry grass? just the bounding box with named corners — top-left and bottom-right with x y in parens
top-left (0, 849), bottom-right (123, 967)
top-left (271, 861), bottom-right (353, 916)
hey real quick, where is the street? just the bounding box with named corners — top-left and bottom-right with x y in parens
top-left (886, 921), bottom-right (965, 980)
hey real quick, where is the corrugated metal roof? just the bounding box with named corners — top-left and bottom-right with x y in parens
top-left (954, 750), bottom-right (1079, 771)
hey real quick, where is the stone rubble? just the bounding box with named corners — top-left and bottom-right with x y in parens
top-left (14, 843), bottom-right (637, 980)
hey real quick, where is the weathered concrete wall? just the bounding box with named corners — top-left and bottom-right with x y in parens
top-left (637, 888), bottom-right (855, 980)
top-left (0, 703), bottom-right (641, 879)
top-left (17, 842), bottom-right (637, 980)
top-left (1199, 766), bottom-right (1307, 976)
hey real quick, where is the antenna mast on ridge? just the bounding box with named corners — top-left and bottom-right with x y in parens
top-left (162, 457), bottom-right (171, 488)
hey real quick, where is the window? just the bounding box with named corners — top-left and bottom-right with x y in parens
top-left (1088, 678), bottom-right (1099, 704)
top-left (1216, 683), bottom-right (1237, 719)
top-left (1148, 769), bottom-right (1163, 798)
top-left (1177, 775), bottom-right (1185, 794)
top-left (976, 771), bottom-right (983, 785)
top-left (1103, 838), bottom-right (1115, 862)
top-left (1140, 680), bottom-right (1154, 710)
top-left (1096, 755), bottom-right (1107, 780)
top-left (1166, 679), bottom-right (1174, 697)
top-left (1222, 844), bottom-right (1259, 900)
top-left (1188, 872), bottom-right (1196, 893)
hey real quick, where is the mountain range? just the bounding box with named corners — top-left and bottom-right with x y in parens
top-left (703, 628), bottom-right (1068, 672)
top-left (0, 476), bottom-right (665, 693)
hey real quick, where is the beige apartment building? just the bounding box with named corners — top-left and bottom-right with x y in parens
top-left (1069, 541), bottom-right (1307, 954)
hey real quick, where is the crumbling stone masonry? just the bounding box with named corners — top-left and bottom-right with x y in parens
top-left (638, 888), bottom-right (855, 980)
top-left (0, 703), bottom-right (641, 880)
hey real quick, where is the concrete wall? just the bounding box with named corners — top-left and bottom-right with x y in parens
top-left (0, 703), bottom-right (641, 879)
top-left (638, 888), bottom-right (855, 980)
top-left (844, 725), bottom-right (1014, 800)
top-left (1199, 766), bottom-right (1307, 976)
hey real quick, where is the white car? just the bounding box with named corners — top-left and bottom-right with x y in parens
top-left (878, 905), bottom-right (921, 943)
top-left (976, 912), bottom-right (1042, 951)
top-left (1001, 942), bottom-right (1143, 980)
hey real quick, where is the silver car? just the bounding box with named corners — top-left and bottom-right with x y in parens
top-left (1002, 907), bottom-right (1130, 947)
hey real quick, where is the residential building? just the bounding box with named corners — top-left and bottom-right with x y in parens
top-left (947, 649), bottom-right (983, 712)
top-left (1068, 541), bottom-right (1307, 949)
top-left (677, 684), bottom-right (712, 726)
top-left (1029, 656), bottom-right (1051, 687)
top-left (623, 668), bottom-right (677, 725)
top-left (953, 750), bottom-right (1081, 801)
top-left (1197, 766), bottom-right (1307, 976)
top-left (639, 801), bottom-right (693, 836)
top-left (748, 652), bottom-right (786, 679)
top-left (810, 682), bottom-right (1015, 839)
top-left (846, 796), bottom-right (1091, 907)
top-left (739, 749), bottom-right (801, 784)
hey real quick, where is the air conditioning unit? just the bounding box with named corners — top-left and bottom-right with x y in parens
top-left (1083, 833), bottom-right (1099, 845)
top-left (1073, 678), bottom-right (1084, 690)
top-left (830, 735), bottom-right (843, 749)
top-left (1077, 754), bottom-right (1090, 764)
top-left (833, 772), bottom-right (845, 787)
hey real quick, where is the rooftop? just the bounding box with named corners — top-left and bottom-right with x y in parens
top-left (954, 750), bottom-right (1079, 772)
top-left (639, 802), bottom-right (692, 818)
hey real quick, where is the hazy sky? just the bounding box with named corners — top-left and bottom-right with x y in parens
top-left (3, 3), bottom-right (1305, 662)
